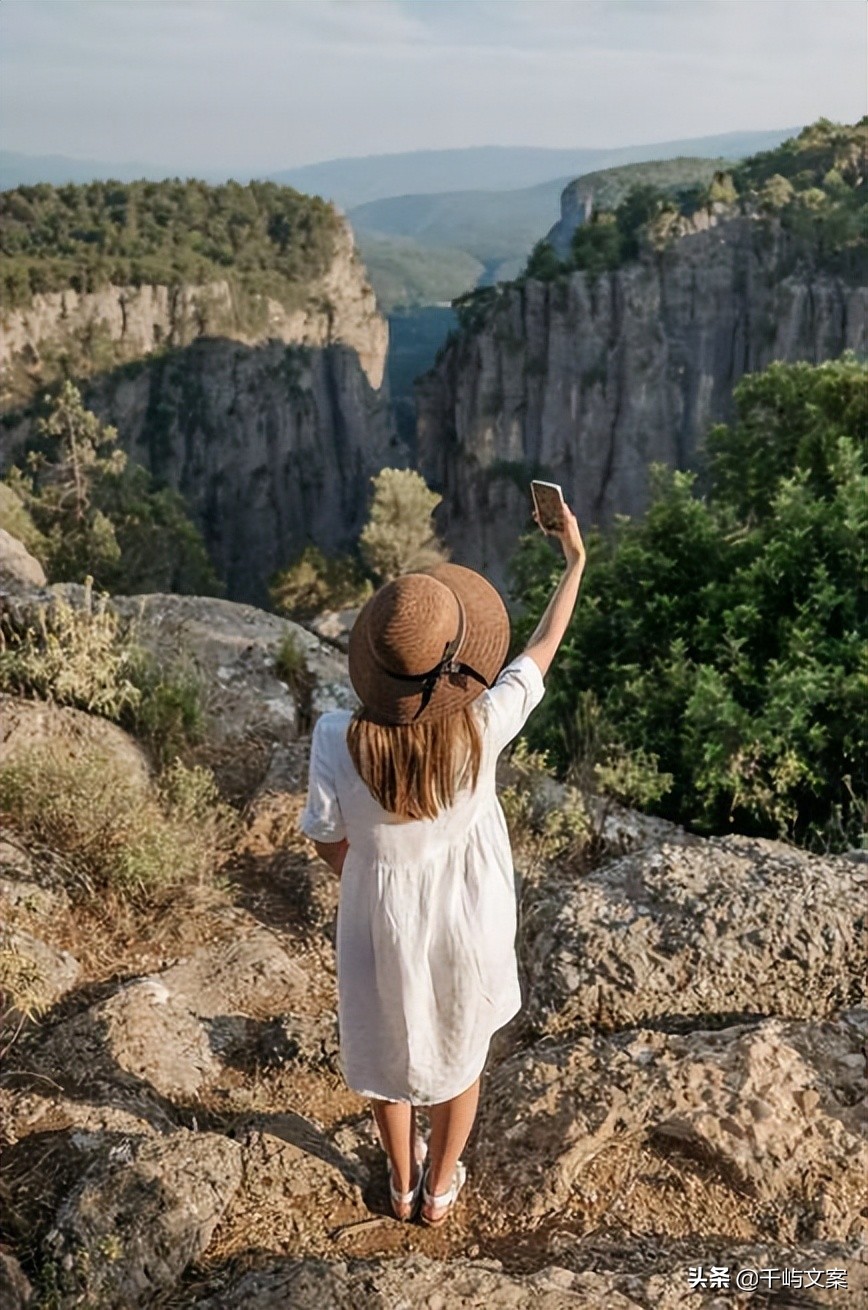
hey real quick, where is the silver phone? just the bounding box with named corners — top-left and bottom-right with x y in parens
top-left (530, 480), bottom-right (566, 533)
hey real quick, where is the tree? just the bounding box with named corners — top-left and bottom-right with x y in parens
top-left (5, 382), bottom-right (221, 595)
top-left (509, 356), bottom-right (867, 852)
top-left (358, 468), bottom-right (449, 583)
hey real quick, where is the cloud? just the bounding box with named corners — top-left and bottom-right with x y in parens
top-left (0, 0), bottom-right (864, 171)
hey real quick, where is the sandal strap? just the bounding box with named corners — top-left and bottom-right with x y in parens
top-left (389, 1163), bottom-right (422, 1205)
top-left (422, 1160), bottom-right (466, 1207)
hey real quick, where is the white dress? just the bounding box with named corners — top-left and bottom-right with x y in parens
top-left (299, 654), bottom-right (546, 1105)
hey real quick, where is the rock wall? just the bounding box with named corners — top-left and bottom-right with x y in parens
top-left (0, 220), bottom-right (402, 605)
top-left (415, 217), bottom-right (867, 585)
top-left (0, 219), bottom-right (388, 392)
top-left (84, 337), bottom-right (401, 605)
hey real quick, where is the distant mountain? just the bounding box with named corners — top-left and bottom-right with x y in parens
top-left (269, 129), bottom-right (801, 207)
top-left (349, 176), bottom-right (572, 282)
top-left (0, 151), bottom-right (177, 189)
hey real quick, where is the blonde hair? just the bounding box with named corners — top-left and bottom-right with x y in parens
top-left (347, 705), bottom-right (483, 820)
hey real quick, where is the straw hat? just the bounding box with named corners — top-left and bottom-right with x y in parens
top-left (347, 563), bottom-right (510, 725)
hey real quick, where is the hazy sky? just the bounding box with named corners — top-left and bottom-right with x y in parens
top-left (1, 0), bottom-right (865, 171)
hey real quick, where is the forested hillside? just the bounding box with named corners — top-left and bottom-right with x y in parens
top-left (0, 179), bottom-right (341, 309)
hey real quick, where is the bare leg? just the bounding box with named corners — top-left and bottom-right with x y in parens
top-left (423, 1075), bottom-right (481, 1210)
top-left (370, 1098), bottom-right (420, 1198)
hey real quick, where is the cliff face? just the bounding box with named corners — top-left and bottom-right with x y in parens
top-left (416, 216), bottom-right (867, 585)
top-left (0, 220), bottom-right (387, 395)
top-left (85, 338), bottom-right (399, 605)
top-left (0, 220), bottom-right (401, 605)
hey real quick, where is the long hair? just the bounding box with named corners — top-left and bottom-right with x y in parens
top-left (347, 705), bottom-right (483, 820)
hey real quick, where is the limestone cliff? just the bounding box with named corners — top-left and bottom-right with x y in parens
top-left (416, 216), bottom-right (867, 584)
top-left (0, 219), bottom-right (387, 395)
top-left (0, 219), bottom-right (402, 605)
top-left (85, 337), bottom-right (401, 604)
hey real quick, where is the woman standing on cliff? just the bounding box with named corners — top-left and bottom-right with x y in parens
top-left (299, 502), bottom-right (585, 1224)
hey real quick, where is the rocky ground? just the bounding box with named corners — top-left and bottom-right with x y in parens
top-left (0, 539), bottom-right (866, 1308)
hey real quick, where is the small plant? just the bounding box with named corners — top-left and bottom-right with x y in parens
top-left (274, 632), bottom-right (315, 732)
top-left (0, 581), bottom-right (140, 718)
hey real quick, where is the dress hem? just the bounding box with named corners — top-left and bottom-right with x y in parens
top-left (341, 998), bottom-right (521, 1105)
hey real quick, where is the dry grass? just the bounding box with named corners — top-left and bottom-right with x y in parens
top-left (0, 746), bottom-right (238, 903)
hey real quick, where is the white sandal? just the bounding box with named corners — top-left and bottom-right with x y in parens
top-left (387, 1132), bottom-right (428, 1221)
top-left (420, 1159), bottom-right (467, 1227)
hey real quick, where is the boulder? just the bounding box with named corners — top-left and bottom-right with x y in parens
top-left (108, 591), bottom-right (355, 744)
top-left (0, 528), bottom-right (45, 592)
top-left (189, 1254), bottom-right (621, 1309)
top-left (0, 694), bottom-right (151, 792)
top-left (525, 835), bottom-right (867, 1033)
top-left (45, 1129), bottom-right (242, 1308)
top-left (28, 977), bottom-right (220, 1103)
top-left (0, 1248), bottom-right (32, 1309)
top-left (306, 606), bottom-right (360, 653)
top-left (159, 925), bottom-right (309, 1019)
top-left (0, 837), bottom-right (70, 920)
top-left (474, 1011), bottom-right (868, 1242)
top-left (0, 928), bottom-right (81, 1013)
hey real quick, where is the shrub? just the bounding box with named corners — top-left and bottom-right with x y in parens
top-left (0, 582), bottom-right (206, 765)
top-left (510, 356), bottom-right (867, 851)
top-left (0, 748), bottom-right (237, 902)
top-left (270, 545), bottom-right (372, 620)
top-left (358, 468), bottom-right (448, 583)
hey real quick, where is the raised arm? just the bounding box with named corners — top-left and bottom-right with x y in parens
top-left (522, 503), bottom-right (586, 679)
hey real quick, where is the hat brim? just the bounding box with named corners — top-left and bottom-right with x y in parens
top-left (348, 563), bottom-right (510, 725)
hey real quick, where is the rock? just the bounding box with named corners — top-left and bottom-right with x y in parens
top-left (189, 1254), bottom-right (618, 1309)
top-left (525, 835), bottom-right (867, 1033)
top-left (416, 217), bottom-right (867, 589)
top-left (0, 928), bottom-right (80, 1013)
top-left (195, 1129), bottom-right (367, 1257)
top-left (46, 1129), bottom-right (242, 1308)
top-left (0, 694), bottom-right (151, 791)
top-left (159, 925), bottom-right (310, 1019)
top-left (29, 977), bottom-right (220, 1102)
top-left (0, 529), bottom-right (45, 592)
top-left (306, 606), bottom-right (361, 653)
top-left (107, 591), bottom-right (355, 746)
top-left (475, 1012), bottom-right (868, 1242)
top-left (0, 838), bottom-right (69, 919)
top-left (0, 1248), bottom-right (32, 1309)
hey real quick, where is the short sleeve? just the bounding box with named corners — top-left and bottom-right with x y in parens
top-left (299, 715), bottom-right (347, 843)
top-left (478, 653), bottom-right (546, 755)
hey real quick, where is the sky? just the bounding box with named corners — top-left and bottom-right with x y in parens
top-left (1, 0), bottom-right (865, 172)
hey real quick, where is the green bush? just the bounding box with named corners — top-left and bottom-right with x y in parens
top-left (358, 468), bottom-right (448, 583)
top-left (510, 356), bottom-right (867, 852)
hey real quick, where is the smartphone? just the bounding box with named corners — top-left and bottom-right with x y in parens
top-left (530, 480), bottom-right (566, 533)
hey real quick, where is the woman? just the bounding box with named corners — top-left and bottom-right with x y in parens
top-left (299, 502), bottom-right (585, 1225)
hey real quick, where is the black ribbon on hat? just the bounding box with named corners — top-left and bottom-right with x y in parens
top-left (385, 599), bottom-right (491, 720)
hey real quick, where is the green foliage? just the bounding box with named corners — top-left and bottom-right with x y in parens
top-left (525, 240), bottom-right (564, 281)
top-left (0, 178), bottom-right (340, 310)
top-left (0, 582), bottom-right (206, 766)
top-left (0, 482), bottom-right (48, 562)
top-left (0, 747), bottom-right (237, 902)
top-left (270, 545), bottom-right (373, 621)
top-left (5, 382), bottom-right (221, 595)
top-left (358, 468), bottom-right (448, 583)
top-left (570, 213), bottom-right (623, 275)
top-left (510, 356), bottom-right (868, 852)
